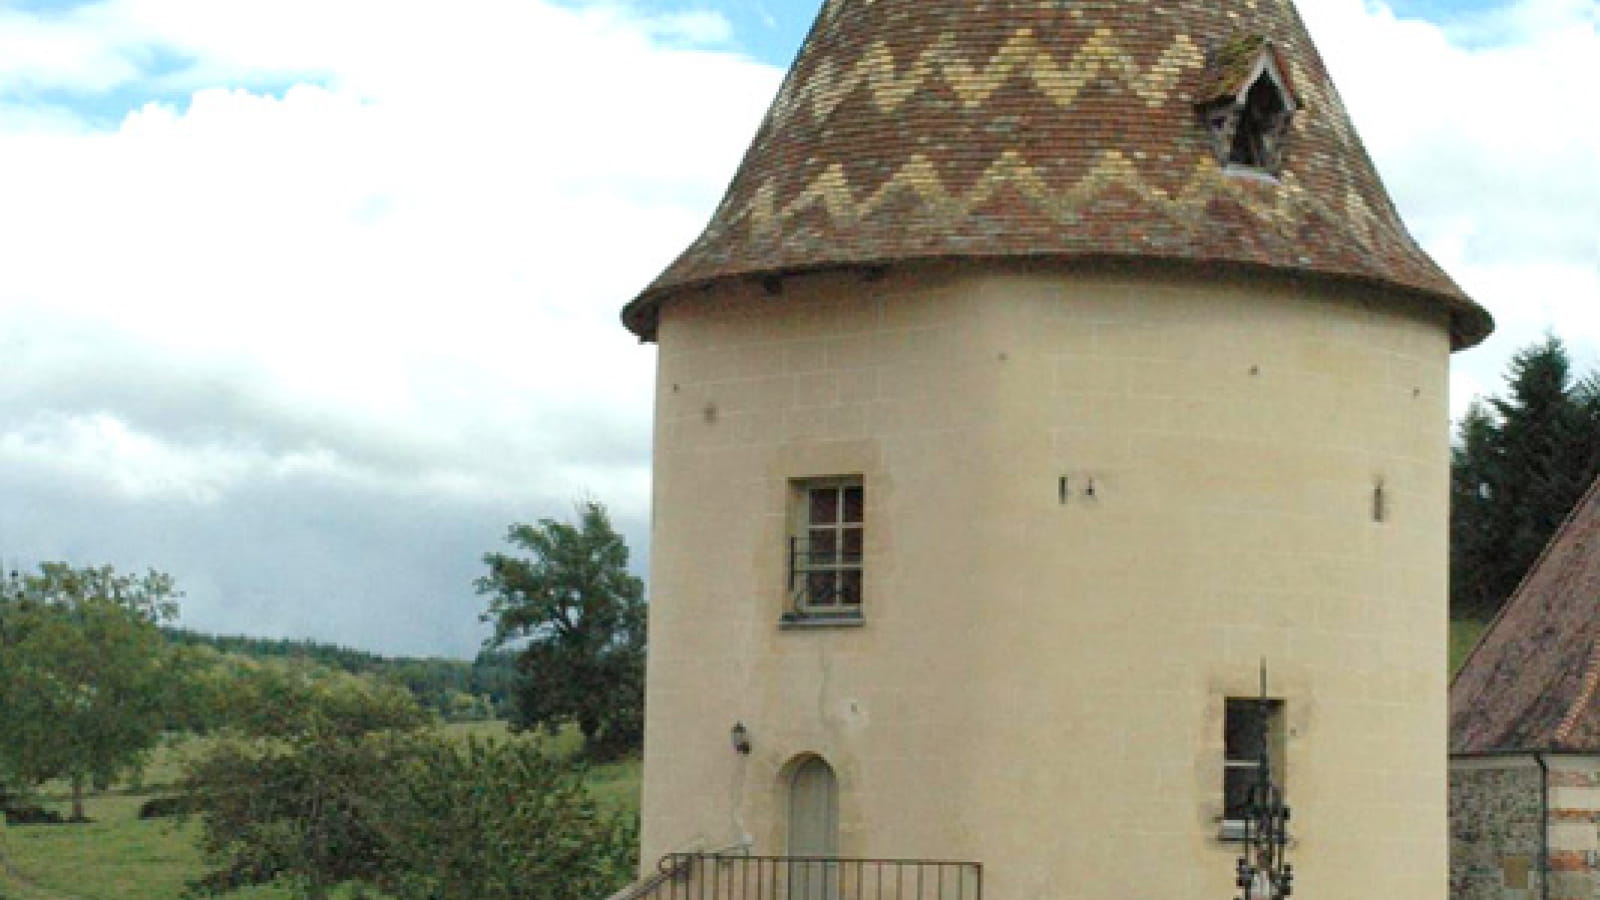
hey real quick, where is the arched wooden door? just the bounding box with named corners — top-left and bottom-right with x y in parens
top-left (787, 756), bottom-right (839, 900)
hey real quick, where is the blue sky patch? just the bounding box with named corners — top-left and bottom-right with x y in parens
top-left (10, 85), bottom-right (188, 128)
top-left (596, 0), bottom-right (1524, 65)
top-left (1389, 0), bottom-right (1511, 17)
top-left (4, 35), bottom-right (325, 129)
top-left (5, 0), bottom-right (103, 12)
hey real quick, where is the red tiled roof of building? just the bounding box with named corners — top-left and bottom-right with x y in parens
top-left (1451, 476), bottom-right (1600, 753)
top-left (622, 0), bottom-right (1491, 346)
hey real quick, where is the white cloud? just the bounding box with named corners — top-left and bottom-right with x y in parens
top-left (0, 411), bottom-right (241, 503)
top-left (644, 9), bottom-right (737, 45)
top-left (1297, 0), bottom-right (1600, 415)
top-left (0, 0), bottom-right (778, 652)
top-left (0, 0), bottom-right (778, 484)
top-left (0, 0), bottom-right (1590, 650)
top-left (0, 4), bottom-right (144, 93)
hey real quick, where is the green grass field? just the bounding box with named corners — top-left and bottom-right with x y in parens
top-left (2, 628), bottom-right (1488, 900)
top-left (0, 722), bottom-right (641, 900)
top-left (1450, 618), bottom-right (1489, 676)
top-left (0, 793), bottom-right (293, 900)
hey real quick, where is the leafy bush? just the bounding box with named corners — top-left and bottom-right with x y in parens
top-left (183, 731), bottom-right (635, 899)
top-left (184, 732), bottom-right (399, 898)
top-left (378, 736), bottom-right (636, 900)
top-left (192, 655), bottom-right (432, 739)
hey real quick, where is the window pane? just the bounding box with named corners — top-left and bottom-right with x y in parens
top-left (1225, 699), bottom-right (1267, 761)
top-left (809, 529), bottom-right (837, 563)
top-left (841, 527), bottom-right (863, 562)
top-left (1224, 765), bottom-right (1258, 821)
top-left (807, 572), bottom-right (836, 607)
top-left (838, 570), bottom-right (861, 606)
top-left (842, 486), bottom-right (864, 523)
top-left (810, 489), bottom-right (838, 525)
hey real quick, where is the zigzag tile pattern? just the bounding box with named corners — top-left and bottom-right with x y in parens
top-left (625, 0), bottom-right (1490, 347)
top-left (772, 28), bottom-right (1203, 121)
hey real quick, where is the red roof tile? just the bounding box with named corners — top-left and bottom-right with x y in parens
top-left (1451, 476), bottom-right (1600, 753)
top-left (622, 0), bottom-right (1490, 347)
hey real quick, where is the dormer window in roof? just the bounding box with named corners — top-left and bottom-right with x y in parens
top-left (1198, 37), bottom-right (1300, 176)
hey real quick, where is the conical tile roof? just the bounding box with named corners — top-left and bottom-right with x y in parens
top-left (1452, 476), bottom-right (1600, 753)
top-left (623, 0), bottom-right (1491, 347)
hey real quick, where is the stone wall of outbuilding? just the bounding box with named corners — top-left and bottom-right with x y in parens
top-left (1451, 754), bottom-right (1600, 900)
top-left (1451, 756), bottom-right (1543, 900)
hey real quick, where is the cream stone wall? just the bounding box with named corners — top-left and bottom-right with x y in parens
top-left (640, 260), bottom-right (1453, 899)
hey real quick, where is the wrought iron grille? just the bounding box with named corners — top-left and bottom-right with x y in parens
top-left (649, 854), bottom-right (981, 900)
top-left (787, 537), bottom-right (863, 616)
top-left (1233, 663), bottom-right (1293, 899)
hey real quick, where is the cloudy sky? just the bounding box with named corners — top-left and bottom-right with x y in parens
top-left (1, 0), bottom-right (1594, 658)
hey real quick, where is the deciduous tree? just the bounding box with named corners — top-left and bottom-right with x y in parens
top-left (478, 501), bottom-right (645, 759)
top-left (0, 563), bottom-right (183, 820)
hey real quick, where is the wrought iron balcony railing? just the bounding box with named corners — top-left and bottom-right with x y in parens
top-left (645, 853), bottom-right (982, 900)
top-left (787, 537), bottom-right (863, 618)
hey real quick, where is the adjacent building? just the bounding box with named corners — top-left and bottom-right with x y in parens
top-left (1451, 477), bottom-right (1600, 900)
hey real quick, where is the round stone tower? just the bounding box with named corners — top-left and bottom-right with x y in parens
top-left (624, 1), bottom-right (1491, 898)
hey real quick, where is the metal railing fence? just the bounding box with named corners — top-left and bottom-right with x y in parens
top-left (646, 854), bottom-right (982, 900)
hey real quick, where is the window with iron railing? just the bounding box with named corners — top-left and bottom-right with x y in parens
top-left (786, 479), bottom-right (863, 621)
top-left (1223, 696), bottom-right (1285, 840)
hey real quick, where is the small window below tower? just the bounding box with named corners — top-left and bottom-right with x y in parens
top-left (784, 478), bottom-right (864, 623)
top-left (1222, 696), bottom-right (1285, 839)
top-left (1196, 36), bottom-right (1300, 176)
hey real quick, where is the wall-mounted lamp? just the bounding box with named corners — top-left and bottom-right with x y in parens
top-left (730, 721), bottom-right (752, 755)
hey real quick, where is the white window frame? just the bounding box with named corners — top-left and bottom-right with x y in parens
top-left (787, 477), bottom-right (864, 620)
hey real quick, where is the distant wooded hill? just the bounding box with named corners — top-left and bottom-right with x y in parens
top-left (162, 628), bottom-right (519, 721)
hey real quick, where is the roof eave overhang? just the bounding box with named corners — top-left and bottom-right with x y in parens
top-left (621, 254), bottom-right (1493, 350)
top-left (1451, 738), bottom-right (1600, 758)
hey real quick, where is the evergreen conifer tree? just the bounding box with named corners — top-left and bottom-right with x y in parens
top-left (1451, 337), bottom-right (1600, 620)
